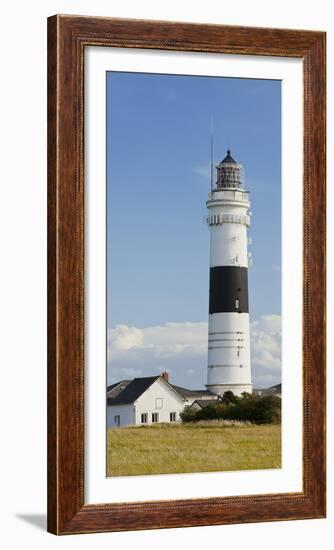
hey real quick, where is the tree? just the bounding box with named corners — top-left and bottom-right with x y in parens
top-left (240, 391), bottom-right (252, 399)
top-left (221, 390), bottom-right (239, 405)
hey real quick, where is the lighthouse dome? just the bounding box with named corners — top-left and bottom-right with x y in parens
top-left (218, 149), bottom-right (237, 165)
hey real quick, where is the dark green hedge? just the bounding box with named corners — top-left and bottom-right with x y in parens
top-left (180, 394), bottom-right (281, 424)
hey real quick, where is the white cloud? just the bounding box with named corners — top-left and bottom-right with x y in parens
top-left (111, 367), bottom-right (143, 378)
top-left (252, 372), bottom-right (281, 388)
top-left (107, 315), bottom-right (281, 387)
top-left (251, 315), bottom-right (281, 371)
top-left (108, 322), bottom-right (207, 361)
top-left (186, 368), bottom-right (195, 375)
top-left (252, 314), bottom-right (281, 334)
top-left (108, 325), bottom-right (143, 352)
top-left (192, 164), bottom-right (210, 180)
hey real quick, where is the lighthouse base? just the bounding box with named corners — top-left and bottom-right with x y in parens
top-left (206, 383), bottom-right (253, 398)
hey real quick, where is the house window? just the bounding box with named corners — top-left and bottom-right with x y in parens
top-left (114, 415), bottom-right (120, 427)
top-left (170, 412), bottom-right (176, 422)
top-left (155, 398), bottom-right (163, 409)
top-left (152, 412), bottom-right (159, 423)
top-left (141, 413), bottom-right (148, 424)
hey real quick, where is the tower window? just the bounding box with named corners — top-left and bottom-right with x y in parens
top-left (235, 299), bottom-right (240, 309)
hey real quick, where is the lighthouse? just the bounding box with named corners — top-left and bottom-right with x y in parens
top-left (206, 150), bottom-right (252, 396)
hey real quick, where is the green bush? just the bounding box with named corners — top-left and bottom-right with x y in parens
top-left (221, 390), bottom-right (239, 405)
top-left (180, 394), bottom-right (281, 424)
top-left (179, 407), bottom-right (198, 423)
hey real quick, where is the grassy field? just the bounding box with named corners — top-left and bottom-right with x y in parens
top-left (107, 422), bottom-right (281, 477)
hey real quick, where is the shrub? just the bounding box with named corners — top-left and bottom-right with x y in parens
top-left (179, 407), bottom-right (198, 423)
top-left (221, 394), bottom-right (281, 424)
top-left (221, 390), bottom-right (239, 405)
top-left (180, 394), bottom-right (281, 424)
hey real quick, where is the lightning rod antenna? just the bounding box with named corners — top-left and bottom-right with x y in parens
top-left (210, 118), bottom-right (214, 192)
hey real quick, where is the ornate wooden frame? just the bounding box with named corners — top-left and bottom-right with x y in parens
top-left (47, 14), bottom-right (326, 534)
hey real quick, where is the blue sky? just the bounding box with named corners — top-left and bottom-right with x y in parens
top-left (106, 72), bottom-right (281, 389)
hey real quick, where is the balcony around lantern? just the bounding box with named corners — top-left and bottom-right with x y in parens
top-left (207, 188), bottom-right (249, 202)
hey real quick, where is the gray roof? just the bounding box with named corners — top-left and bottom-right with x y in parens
top-left (107, 376), bottom-right (160, 406)
top-left (265, 384), bottom-right (281, 394)
top-left (253, 383), bottom-right (282, 395)
top-left (170, 384), bottom-right (214, 399)
top-left (270, 383), bottom-right (282, 392)
top-left (191, 399), bottom-right (219, 409)
top-left (106, 380), bottom-right (131, 400)
top-left (107, 381), bottom-right (120, 393)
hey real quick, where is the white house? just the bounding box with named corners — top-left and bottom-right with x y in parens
top-left (107, 372), bottom-right (217, 428)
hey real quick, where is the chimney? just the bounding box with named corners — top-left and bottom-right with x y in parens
top-left (161, 371), bottom-right (169, 383)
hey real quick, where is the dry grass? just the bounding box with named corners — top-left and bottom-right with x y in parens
top-left (107, 421), bottom-right (281, 477)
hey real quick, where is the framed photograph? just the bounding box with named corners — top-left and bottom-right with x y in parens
top-left (47, 15), bottom-right (326, 534)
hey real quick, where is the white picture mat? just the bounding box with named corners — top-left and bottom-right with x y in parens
top-left (85, 47), bottom-right (303, 504)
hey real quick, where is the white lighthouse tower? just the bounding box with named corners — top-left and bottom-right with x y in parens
top-left (206, 150), bottom-right (252, 397)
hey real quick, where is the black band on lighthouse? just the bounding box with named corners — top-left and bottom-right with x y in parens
top-left (209, 266), bottom-right (249, 314)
